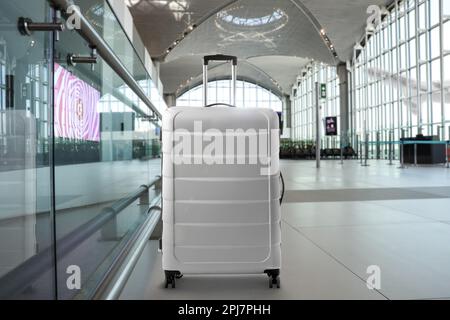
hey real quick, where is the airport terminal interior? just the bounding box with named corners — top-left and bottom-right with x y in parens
top-left (1, 0), bottom-right (450, 300)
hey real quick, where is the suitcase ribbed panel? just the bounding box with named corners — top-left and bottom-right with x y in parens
top-left (162, 107), bottom-right (281, 274)
top-left (163, 175), bottom-right (279, 201)
top-left (163, 199), bottom-right (281, 224)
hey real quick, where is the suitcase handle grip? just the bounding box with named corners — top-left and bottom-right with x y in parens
top-left (203, 55), bottom-right (237, 106)
top-left (205, 103), bottom-right (236, 108)
top-left (203, 54), bottom-right (238, 66)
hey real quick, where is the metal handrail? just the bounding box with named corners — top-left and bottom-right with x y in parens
top-left (0, 178), bottom-right (161, 299)
top-left (49, 0), bottom-right (162, 119)
top-left (94, 199), bottom-right (162, 300)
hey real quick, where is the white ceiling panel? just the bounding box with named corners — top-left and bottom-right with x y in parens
top-left (129, 0), bottom-right (395, 96)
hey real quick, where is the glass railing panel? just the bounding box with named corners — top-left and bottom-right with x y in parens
top-left (78, 0), bottom-right (167, 116)
top-left (54, 14), bottom-right (161, 300)
top-left (0, 0), bottom-right (56, 299)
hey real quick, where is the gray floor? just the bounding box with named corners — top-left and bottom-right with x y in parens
top-left (121, 160), bottom-right (450, 300)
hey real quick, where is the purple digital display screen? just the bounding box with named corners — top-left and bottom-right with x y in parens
top-left (54, 63), bottom-right (101, 142)
top-left (325, 116), bottom-right (338, 136)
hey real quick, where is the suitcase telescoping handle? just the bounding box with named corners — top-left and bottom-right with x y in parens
top-left (202, 54), bottom-right (237, 108)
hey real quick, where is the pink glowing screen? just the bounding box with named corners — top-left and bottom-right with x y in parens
top-left (54, 63), bottom-right (101, 142)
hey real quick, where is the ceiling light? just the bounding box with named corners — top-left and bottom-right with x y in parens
top-left (217, 7), bottom-right (287, 29)
top-left (153, 0), bottom-right (168, 6)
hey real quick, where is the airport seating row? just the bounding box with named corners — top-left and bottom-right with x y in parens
top-left (280, 144), bottom-right (358, 160)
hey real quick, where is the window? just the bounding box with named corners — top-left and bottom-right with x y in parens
top-left (351, 0), bottom-right (450, 159)
top-left (290, 63), bottom-right (341, 147)
top-left (176, 80), bottom-right (282, 112)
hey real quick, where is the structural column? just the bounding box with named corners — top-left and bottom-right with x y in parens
top-left (337, 62), bottom-right (350, 143)
top-left (283, 94), bottom-right (292, 138)
top-left (164, 93), bottom-right (177, 108)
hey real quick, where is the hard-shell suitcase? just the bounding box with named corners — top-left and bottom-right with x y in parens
top-left (162, 55), bottom-right (282, 288)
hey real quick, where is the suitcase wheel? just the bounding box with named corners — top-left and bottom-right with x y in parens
top-left (164, 271), bottom-right (182, 289)
top-left (265, 269), bottom-right (281, 289)
top-left (269, 277), bottom-right (281, 289)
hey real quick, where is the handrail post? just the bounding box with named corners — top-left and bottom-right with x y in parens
top-left (376, 131), bottom-right (380, 160)
top-left (445, 141), bottom-right (450, 169)
top-left (399, 129), bottom-right (405, 169)
top-left (399, 140), bottom-right (405, 169)
top-left (388, 130), bottom-right (394, 165)
top-left (414, 143), bottom-right (418, 167)
top-left (139, 188), bottom-right (150, 205)
top-left (446, 141), bottom-right (449, 169)
top-left (362, 132), bottom-right (370, 167)
top-left (355, 134), bottom-right (359, 161)
top-left (359, 135), bottom-right (363, 165)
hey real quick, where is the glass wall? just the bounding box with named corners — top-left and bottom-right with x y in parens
top-left (291, 62), bottom-right (340, 147)
top-left (177, 79), bottom-right (283, 112)
top-left (79, 0), bottom-right (166, 116)
top-left (0, 0), bottom-right (55, 300)
top-left (0, 0), bottom-right (163, 300)
top-left (54, 17), bottom-right (161, 299)
top-left (351, 0), bottom-right (450, 158)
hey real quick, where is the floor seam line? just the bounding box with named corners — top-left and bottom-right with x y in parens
top-left (282, 219), bottom-right (391, 301)
top-left (368, 201), bottom-right (450, 226)
top-left (286, 220), bottom-right (440, 229)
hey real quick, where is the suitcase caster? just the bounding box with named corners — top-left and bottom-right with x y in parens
top-left (265, 269), bottom-right (281, 289)
top-left (269, 277), bottom-right (280, 289)
top-left (164, 271), bottom-right (182, 289)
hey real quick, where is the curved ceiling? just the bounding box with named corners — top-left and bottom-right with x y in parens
top-left (168, 55), bottom-right (308, 96)
top-left (129, 0), bottom-right (391, 96)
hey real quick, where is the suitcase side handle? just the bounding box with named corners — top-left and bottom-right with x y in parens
top-left (204, 103), bottom-right (236, 108)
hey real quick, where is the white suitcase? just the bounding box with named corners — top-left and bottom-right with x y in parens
top-left (162, 55), bottom-right (282, 289)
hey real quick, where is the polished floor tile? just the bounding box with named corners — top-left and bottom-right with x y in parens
top-left (369, 199), bottom-right (450, 222)
top-left (297, 222), bottom-right (450, 300)
top-left (121, 160), bottom-right (450, 300)
top-left (282, 202), bottom-right (429, 228)
top-left (121, 223), bottom-right (385, 300)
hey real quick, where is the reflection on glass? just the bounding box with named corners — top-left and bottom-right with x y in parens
top-left (54, 26), bottom-right (161, 299)
top-left (79, 0), bottom-right (159, 110)
top-left (0, 0), bottom-right (163, 300)
top-left (0, 0), bottom-right (55, 299)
